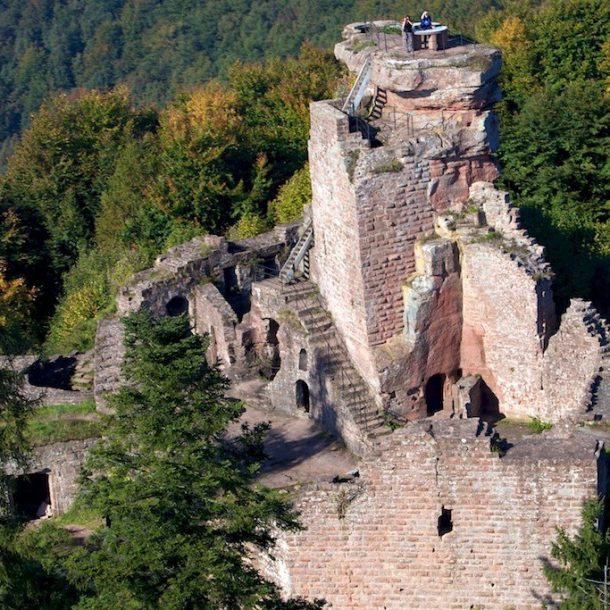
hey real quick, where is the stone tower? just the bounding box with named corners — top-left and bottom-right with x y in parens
top-left (308, 25), bottom-right (502, 417)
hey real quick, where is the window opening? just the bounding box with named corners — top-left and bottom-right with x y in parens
top-left (437, 506), bottom-right (453, 537)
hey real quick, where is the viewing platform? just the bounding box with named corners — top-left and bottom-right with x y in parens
top-left (336, 21), bottom-right (501, 97)
top-left (332, 21), bottom-right (501, 150)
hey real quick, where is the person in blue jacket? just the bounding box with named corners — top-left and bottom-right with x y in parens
top-left (420, 11), bottom-right (432, 29)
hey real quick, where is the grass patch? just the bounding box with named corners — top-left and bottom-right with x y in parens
top-left (53, 501), bottom-right (101, 530)
top-left (353, 40), bottom-right (375, 53)
top-left (277, 308), bottom-right (305, 332)
top-left (371, 159), bottom-right (403, 174)
top-left (527, 416), bottom-right (553, 434)
top-left (27, 399), bottom-right (103, 447)
top-left (471, 229), bottom-right (503, 244)
top-left (497, 415), bottom-right (553, 434)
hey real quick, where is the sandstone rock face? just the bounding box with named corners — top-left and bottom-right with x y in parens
top-left (335, 23), bottom-right (501, 109)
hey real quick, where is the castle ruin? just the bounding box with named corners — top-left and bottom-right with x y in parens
top-left (11, 23), bottom-right (610, 609)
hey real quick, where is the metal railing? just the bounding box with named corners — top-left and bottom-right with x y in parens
top-left (341, 54), bottom-right (373, 116)
top-left (279, 217), bottom-right (314, 284)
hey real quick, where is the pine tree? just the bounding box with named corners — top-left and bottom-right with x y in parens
top-left (66, 311), bottom-right (324, 610)
top-left (545, 500), bottom-right (610, 609)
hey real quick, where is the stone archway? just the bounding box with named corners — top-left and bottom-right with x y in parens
top-left (296, 380), bottom-right (310, 413)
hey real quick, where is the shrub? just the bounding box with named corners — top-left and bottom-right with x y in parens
top-left (269, 164), bottom-right (312, 224)
top-left (45, 248), bottom-right (148, 353)
top-left (227, 213), bottom-right (270, 240)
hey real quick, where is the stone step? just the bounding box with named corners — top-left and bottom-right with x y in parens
top-left (302, 320), bottom-right (333, 334)
top-left (283, 288), bottom-right (319, 303)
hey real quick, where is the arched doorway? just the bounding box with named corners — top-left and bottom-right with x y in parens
top-left (299, 348), bottom-right (308, 371)
top-left (166, 295), bottom-right (189, 317)
top-left (296, 380), bottom-right (310, 413)
top-left (425, 374), bottom-right (445, 416)
top-left (12, 472), bottom-right (52, 520)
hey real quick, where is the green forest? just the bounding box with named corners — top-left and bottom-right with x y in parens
top-left (0, 0), bottom-right (608, 607)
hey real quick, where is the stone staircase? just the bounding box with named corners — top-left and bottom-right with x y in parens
top-left (93, 318), bottom-right (125, 413)
top-left (342, 53), bottom-right (373, 116)
top-left (72, 351), bottom-right (95, 391)
top-left (277, 278), bottom-right (389, 443)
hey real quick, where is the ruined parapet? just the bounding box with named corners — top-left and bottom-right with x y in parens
top-left (261, 419), bottom-right (607, 609)
top-left (116, 236), bottom-right (228, 317)
top-left (117, 225), bottom-right (298, 318)
top-left (457, 182), bottom-right (610, 423)
top-left (542, 301), bottom-right (610, 421)
top-left (192, 283), bottom-right (238, 369)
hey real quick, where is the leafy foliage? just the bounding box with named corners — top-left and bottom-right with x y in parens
top-left (269, 164), bottom-right (312, 225)
top-left (483, 0), bottom-right (610, 315)
top-left (0, 45), bottom-right (341, 351)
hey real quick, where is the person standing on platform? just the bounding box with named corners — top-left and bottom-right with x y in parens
top-left (402, 15), bottom-right (414, 52)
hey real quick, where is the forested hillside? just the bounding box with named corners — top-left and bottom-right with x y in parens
top-left (0, 0), bottom-right (500, 162)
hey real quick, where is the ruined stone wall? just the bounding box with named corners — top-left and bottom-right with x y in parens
top-left (261, 421), bottom-right (602, 609)
top-left (355, 154), bottom-right (435, 345)
top-left (459, 182), bottom-right (605, 423)
top-left (4, 439), bottom-right (95, 515)
top-left (309, 102), bottom-right (377, 384)
top-left (250, 279), bottom-right (377, 456)
top-left (542, 301), bottom-right (607, 421)
top-left (460, 241), bottom-right (546, 415)
top-left (192, 283), bottom-right (238, 368)
top-left (0, 354), bottom-right (94, 406)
